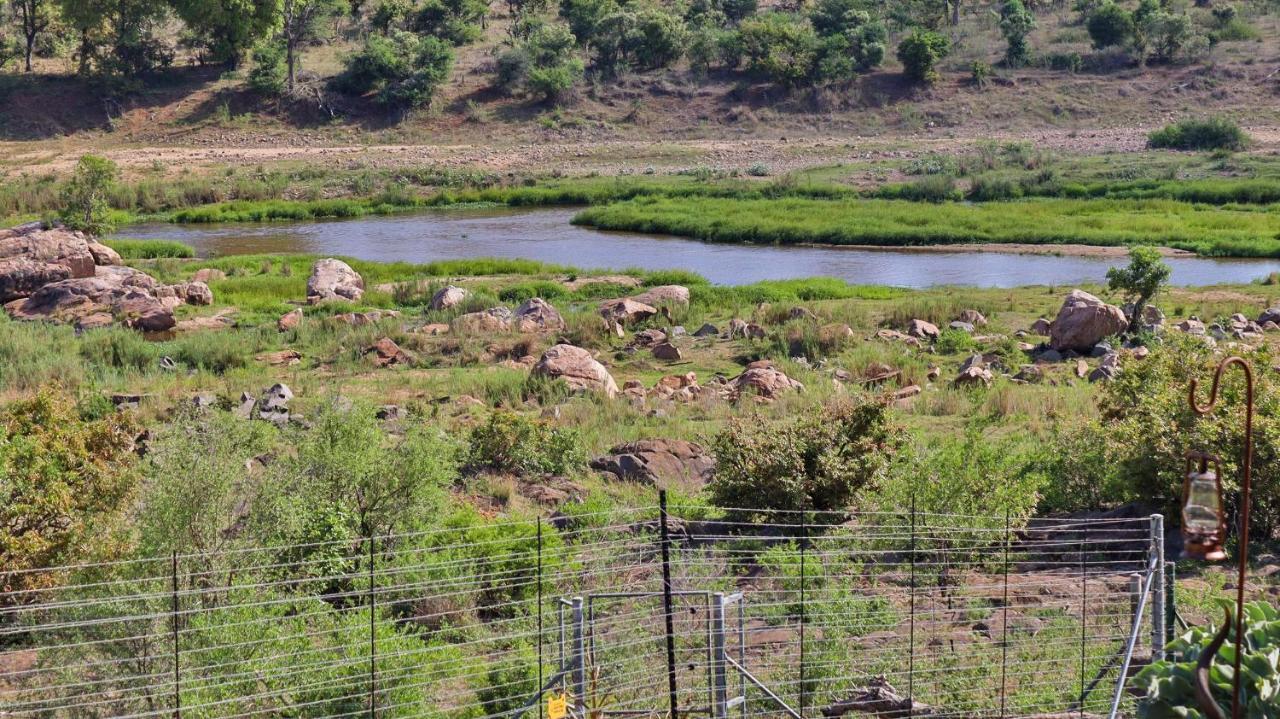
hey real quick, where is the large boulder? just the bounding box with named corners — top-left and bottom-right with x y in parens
top-left (514, 297), bottom-right (565, 332)
top-left (532, 344), bottom-right (619, 398)
top-left (7, 265), bottom-right (174, 332)
top-left (599, 297), bottom-right (658, 325)
top-left (906, 319), bottom-right (940, 340)
top-left (306, 258), bottom-right (364, 304)
top-left (631, 285), bottom-right (690, 307)
top-left (1048, 290), bottom-right (1128, 352)
top-left (429, 285), bottom-right (469, 310)
top-left (452, 307), bottom-right (513, 333)
top-left (728, 366), bottom-right (804, 401)
top-left (0, 225), bottom-right (121, 302)
top-left (589, 439), bottom-right (715, 487)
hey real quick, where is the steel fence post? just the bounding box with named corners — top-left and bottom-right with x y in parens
top-left (660, 490), bottom-right (679, 719)
top-left (1165, 560), bottom-right (1176, 646)
top-left (1150, 514), bottom-right (1166, 660)
top-left (538, 518), bottom-right (544, 719)
top-left (572, 597), bottom-right (586, 718)
top-left (711, 593), bottom-right (727, 719)
top-left (907, 496), bottom-right (916, 718)
top-left (171, 550), bottom-right (180, 719)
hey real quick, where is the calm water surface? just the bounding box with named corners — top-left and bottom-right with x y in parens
top-left (115, 208), bottom-right (1280, 288)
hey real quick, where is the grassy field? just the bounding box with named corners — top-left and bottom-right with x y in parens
top-left (573, 195), bottom-right (1280, 257)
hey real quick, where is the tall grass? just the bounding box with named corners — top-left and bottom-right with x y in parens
top-left (573, 196), bottom-right (1280, 258)
top-left (103, 239), bottom-right (197, 259)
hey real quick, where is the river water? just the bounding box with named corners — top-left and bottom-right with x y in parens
top-left (115, 207), bottom-right (1280, 288)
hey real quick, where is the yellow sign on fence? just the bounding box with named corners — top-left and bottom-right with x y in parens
top-left (547, 694), bottom-right (567, 719)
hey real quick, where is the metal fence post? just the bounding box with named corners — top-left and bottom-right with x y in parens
top-left (171, 550), bottom-right (180, 719)
top-left (799, 519), bottom-right (807, 719)
top-left (1078, 525), bottom-right (1088, 719)
top-left (659, 490), bottom-right (679, 719)
top-left (538, 519), bottom-right (544, 719)
top-left (907, 496), bottom-right (916, 718)
top-left (1150, 515), bottom-right (1166, 659)
top-left (1164, 561), bottom-right (1177, 644)
top-left (369, 534), bottom-right (376, 719)
top-left (999, 509), bottom-right (1010, 719)
top-left (711, 593), bottom-right (728, 719)
top-left (571, 597), bottom-right (587, 718)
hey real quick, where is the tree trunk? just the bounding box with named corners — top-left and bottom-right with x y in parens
top-left (287, 39), bottom-right (296, 92)
top-left (24, 39), bottom-right (34, 73)
top-left (951, 0), bottom-right (960, 26)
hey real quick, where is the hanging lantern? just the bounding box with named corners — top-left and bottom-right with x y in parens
top-left (1182, 452), bottom-right (1227, 562)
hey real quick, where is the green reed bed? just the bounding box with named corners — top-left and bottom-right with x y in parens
top-left (573, 196), bottom-right (1280, 257)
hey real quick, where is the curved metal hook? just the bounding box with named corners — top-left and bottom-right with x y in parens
top-left (1194, 605), bottom-right (1233, 719)
top-left (1189, 356), bottom-right (1253, 416)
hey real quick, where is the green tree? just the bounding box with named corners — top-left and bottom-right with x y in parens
top-left (335, 30), bottom-right (455, 108)
top-left (247, 39), bottom-right (287, 94)
top-left (59, 154), bottom-right (119, 235)
top-left (11, 0), bottom-right (56, 72)
top-left (412, 0), bottom-right (488, 45)
top-left (708, 398), bottom-right (901, 522)
top-left (58, 0), bottom-right (171, 75)
top-left (168, 0), bottom-right (277, 66)
top-left (998, 0), bottom-right (1034, 67)
top-left (736, 12), bottom-right (820, 87)
top-left (1106, 245), bottom-right (1170, 333)
top-left (896, 28), bottom-right (949, 84)
top-left (0, 388), bottom-right (139, 605)
top-left (1086, 1), bottom-right (1133, 50)
top-left (559, 0), bottom-right (617, 45)
top-left (522, 24), bottom-right (584, 101)
top-left (280, 0), bottom-right (348, 90)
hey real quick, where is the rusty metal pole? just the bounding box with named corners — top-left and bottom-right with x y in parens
top-left (1188, 356), bottom-right (1255, 719)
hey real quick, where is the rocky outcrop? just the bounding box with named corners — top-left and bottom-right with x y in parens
top-left (728, 364), bottom-right (804, 401)
top-left (532, 344), bottom-right (619, 398)
top-left (954, 365), bottom-right (993, 387)
top-left (1048, 290), bottom-right (1127, 352)
top-left (7, 265), bottom-right (175, 332)
top-left (590, 439), bottom-right (715, 487)
top-left (632, 285), bottom-right (690, 307)
top-left (0, 224), bottom-right (121, 303)
top-left (306, 258), bottom-right (364, 304)
top-left (652, 342), bottom-right (682, 361)
top-left (599, 297), bottom-right (657, 325)
top-left (429, 285), bottom-right (468, 310)
top-left (514, 298), bottom-right (565, 332)
top-left (365, 337), bottom-right (415, 367)
top-left (956, 309), bottom-right (987, 326)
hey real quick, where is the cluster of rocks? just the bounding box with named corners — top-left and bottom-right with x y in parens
top-left (1, 223), bottom-right (214, 332)
top-left (230, 383), bottom-right (306, 427)
top-left (589, 438), bottom-right (715, 488)
top-left (453, 297), bottom-right (566, 333)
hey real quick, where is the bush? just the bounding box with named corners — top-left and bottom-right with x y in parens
top-left (335, 31), bottom-right (455, 108)
top-left (1136, 602), bottom-right (1280, 718)
top-left (247, 41), bottom-right (287, 96)
top-left (1147, 117), bottom-right (1251, 151)
top-left (896, 30), bottom-right (950, 84)
top-left (560, 0), bottom-right (618, 43)
top-left (500, 24), bottom-right (584, 101)
top-left (1133, 1), bottom-right (1199, 64)
top-left (708, 399), bottom-right (901, 522)
top-left (0, 388), bottom-right (139, 604)
top-left (999, 0), bottom-right (1035, 67)
top-left (1086, 2), bottom-right (1133, 49)
top-left (591, 4), bottom-right (687, 73)
top-left (969, 59), bottom-right (992, 87)
top-left (412, 0), bottom-right (488, 44)
top-left (60, 155), bottom-right (119, 235)
top-left (467, 411), bottom-right (586, 476)
top-left (736, 13), bottom-right (821, 87)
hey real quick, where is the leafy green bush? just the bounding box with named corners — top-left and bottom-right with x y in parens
top-left (467, 411), bottom-right (587, 476)
top-left (708, 399), bottom-right (901, 522)
top-left (999, 0), bottom-right (1035, 67)
top-left (477, 643), bottom-right (539, 718)
top-left (1106, 245), bottom-right (1170, 333)
top-left (736, 13), bottom-right (820, 87)
top-left (247, 41), bottom-right (287, 96)
top-left (335, 30), bottom-right (455, 108)
top-left (1136, 602), bottom-right (1280, 719)
top-left (60, 155), bottom-right (119, 235)
top-left (412, 0), bottom-right (488, 44)
top-left (896, 30), bottom-right (950, 84)
top-left (1148, 117), bottom-right (1251, 151)
top-left (591, 4), bottom-right (687, 73)
top-left (1086, 2), bottom-right (1134, 49)
top-left (512, 24), bottom-right (584, 102)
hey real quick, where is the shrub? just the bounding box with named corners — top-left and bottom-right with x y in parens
top-left (412, 0), bottom-right (488, 44)
top-left (335, 30), bottom-right (455, 108)
top-left (895, 174), bottom-right (960, 202)
top-left (896, 30), bottom-right (950, 84)
top-left (998, 0), bottom-right (1035, 67)
top-left (0, 388), bottom-right (139, 604)
top-left (560, 0), bottom-right (618, 43)
top-left (1133, 1), bottom-right (1198, 64)
top-left (736, 13), bottom-right (821, 87)
top-left (1086, 2), bottom-right (1133, 49)
top-left (1147, 117), bottom-right (1251, 151)
top-left (591, 4), bottom-right (687, 72)
top-left (969, 59), bottom-right (992, 87)
top-left (247, 41), bottom-right (287, 96)
top-left (60, 155), bottom-right (119, 235)
top-left (708, 399), bottom-right (901, 522)
top-left (720, 0), bottom-right (756, 23)
top-left (467, 411), bottom-right (586, 476)
top-left (1136, 602), bottom-right (1280, 718)
top-left (1105, 245), bottom-right (1170, 333)
top-left (501, 23), bottom-right (584, 101)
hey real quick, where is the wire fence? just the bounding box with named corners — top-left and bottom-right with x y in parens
top-left (1, 497), bottom-right (1168, 719)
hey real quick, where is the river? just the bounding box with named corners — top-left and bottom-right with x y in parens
top-left (113, 207), bottom-right (1280, 288)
